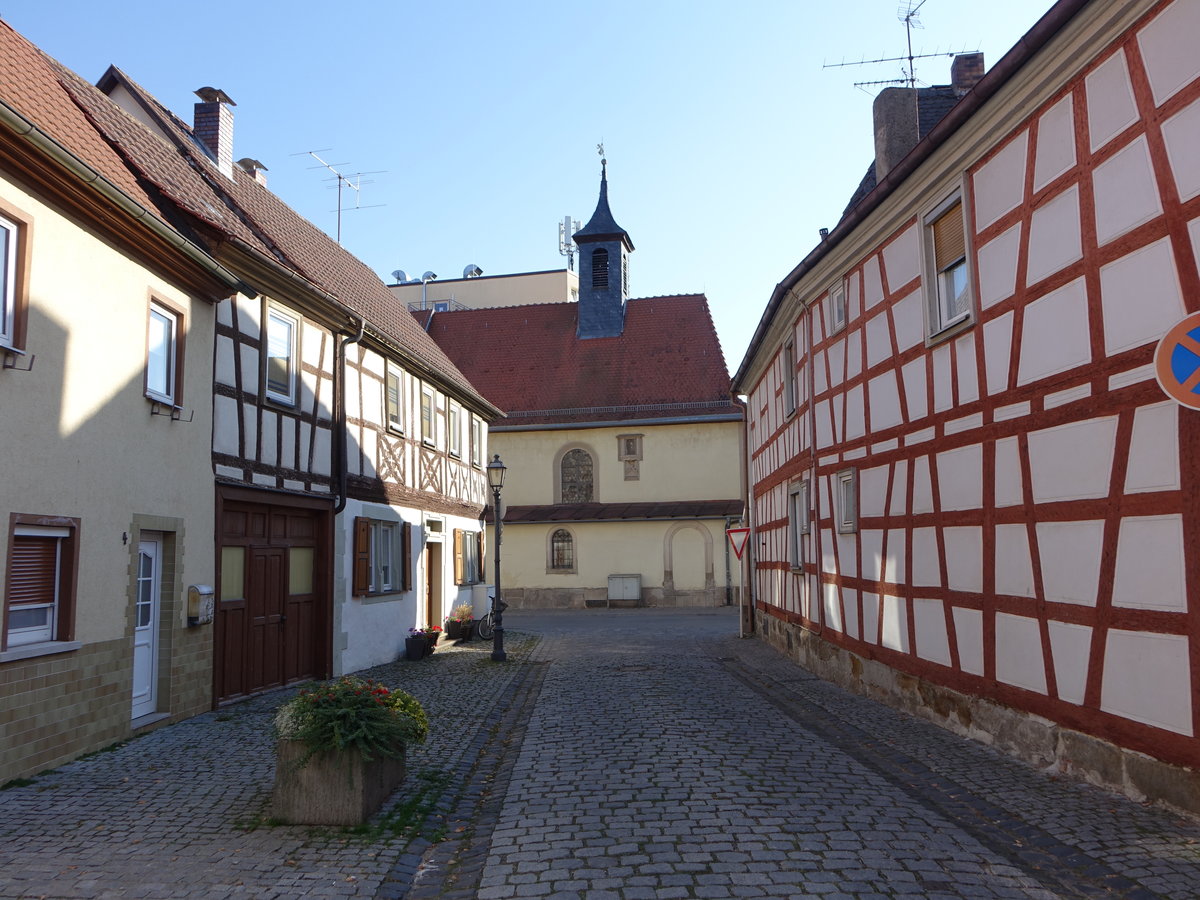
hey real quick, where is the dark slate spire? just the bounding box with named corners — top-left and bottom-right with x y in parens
top-left (573, 158), bottom-right (634, 250)
top-left (574, 158), bottom-right (634, 339)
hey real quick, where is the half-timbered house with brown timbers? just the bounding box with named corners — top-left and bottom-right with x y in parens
top-left (74, 68), bottom-right (502, 701)
top-left (0, 21), bottom-right (248, 782)
top-left (734, 0), bottom-right (1200, 814)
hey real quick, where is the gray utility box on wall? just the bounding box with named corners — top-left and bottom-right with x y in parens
top-left (607, 574), bottom-right (642, 608)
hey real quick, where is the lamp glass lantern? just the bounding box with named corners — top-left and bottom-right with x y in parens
top-left (487, 454), bottom-right (506, 490)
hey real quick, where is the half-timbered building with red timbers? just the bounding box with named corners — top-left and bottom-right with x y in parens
top-left (733, 0), bottom-right (1200, 813)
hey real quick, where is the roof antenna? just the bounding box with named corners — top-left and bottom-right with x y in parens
top-left (291, 149), bottom-right (386, 244)
top-left (822, 0), bottom-right (961, 93)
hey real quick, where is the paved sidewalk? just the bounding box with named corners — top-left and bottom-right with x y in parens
top-left (3, 608), bottom-right (1200, 899)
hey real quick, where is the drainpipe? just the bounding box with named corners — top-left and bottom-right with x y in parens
top-left (333, 316), bottom-right (366, 515)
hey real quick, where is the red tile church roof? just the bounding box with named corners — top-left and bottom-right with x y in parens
top-left (417, 294), bottom-right (739, 426)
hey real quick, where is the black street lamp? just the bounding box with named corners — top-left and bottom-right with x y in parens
top-left (486, 453), bottom-right (507, 662)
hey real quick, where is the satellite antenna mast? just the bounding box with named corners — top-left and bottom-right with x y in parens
top-left (822, 0), bottom-right (957, 92)
top-left (558, 215), bottom-right (581, 271)
top-left (292, 149), bottom-right (386, 244)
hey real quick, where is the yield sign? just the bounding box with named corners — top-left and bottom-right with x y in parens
top-left (726, 527), bottom-right (751, 561)
top-left (1155, 312), bottom-right (1200, 410)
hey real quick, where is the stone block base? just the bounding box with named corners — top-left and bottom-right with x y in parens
top-left (272, 740), bottom-right (406, 825)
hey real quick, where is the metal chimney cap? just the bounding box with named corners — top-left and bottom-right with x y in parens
top-left (194, 86), bottom-right (236, 106)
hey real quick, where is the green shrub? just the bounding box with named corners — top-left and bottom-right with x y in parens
top-left (274, 676), bottom-right (428, 765)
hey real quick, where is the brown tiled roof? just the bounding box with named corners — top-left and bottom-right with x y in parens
top-left (418, 295), bottom-right (739, 427)
top-left (26, 51), bottom-right (492, 414)
top-left (0, 22), bottom-right (162, 216)
top-left (487, 499), bottom-right (744, 524)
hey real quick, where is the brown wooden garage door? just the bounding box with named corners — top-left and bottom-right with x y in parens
top-left (215, 488), bottom-right (331, 703)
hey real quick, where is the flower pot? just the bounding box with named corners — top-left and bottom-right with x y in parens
top-left (405, 636), bottom-right (426, 661)
top-left (445, 620), bottom-right (464, 640)
top-left (272, 739), bottom-right (406, 825)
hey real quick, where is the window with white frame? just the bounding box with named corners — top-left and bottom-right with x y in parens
top-left (470, 414), bottom-right (483, 466)
top-left (836, 469), bottom-right (858, 534)
top-left (4, 518), bottom-right (79, 651)
top-left (924, 192), bottom-right (972, 333)
top-left (352, 517), bottom-right (410, 596)
top-left (783, 339), bottom-right (796, 415)
top-left (385, 363), bottom-right (403, 433)
top-left (265, 307), bottom-right (299, 404)
top-left (788, 481), bottom-right (809, 570)
top-left (0, 213), bottom-right (17, 349)
top-left (420, 385), bottom-right (435, 444)
top-left (829, 279), bottom-right (847, 333)
top-left (448, 404), bottom-right (462, 457)
top-left (145, 302), bottom-right (179, 404)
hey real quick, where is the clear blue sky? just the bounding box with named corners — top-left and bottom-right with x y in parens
top-left (3, 0), bottom-right (1055, 370)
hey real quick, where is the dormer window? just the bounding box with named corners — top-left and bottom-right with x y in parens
top-left (592, 248), bottom-right (609, 289)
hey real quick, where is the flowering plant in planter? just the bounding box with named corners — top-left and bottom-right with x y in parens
top-left (448, 603), bottom-right (474, 623)
top-left (274, 676), bottom-right (428, 766)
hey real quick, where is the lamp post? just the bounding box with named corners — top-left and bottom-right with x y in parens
top-left (487, 453), bottom-right (507, 662)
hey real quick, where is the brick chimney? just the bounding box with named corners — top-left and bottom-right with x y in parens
top-left (873, 52), bottom-right (986, 183)
top-left (193, 86), bottom-right (236, 179)
top-left (951, 52), bottom-right (985, 97)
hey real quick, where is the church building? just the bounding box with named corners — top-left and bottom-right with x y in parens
top-left (417, 162), bottom-right (744, 608)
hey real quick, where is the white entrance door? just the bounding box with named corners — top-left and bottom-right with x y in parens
top-left (132, 538), bottom-right (161, 719)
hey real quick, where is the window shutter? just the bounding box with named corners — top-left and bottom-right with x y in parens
top-left (453, 529), bottom-right (464, 585)
top-left (474, 531), bottom-right (484, 583)
top-left (352, 517), bottom-right (370, 596)
top-left (932, 201), bottom-right (966, 272)
top-left (10, 536), bottom-right (57, 605)
top-left (401, 522), bottom-right (412, 592)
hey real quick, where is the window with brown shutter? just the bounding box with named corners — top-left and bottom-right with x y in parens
top-left (4, 517), bottom-right (78, 651)
top-left (352, 517), bottom-right (371, 596)
top-left (453, 529), bottom-right (465, 585)
top-left (401, 522), bottom-right (412, 591)
top-left (925, 193), bottom-right (972, 332)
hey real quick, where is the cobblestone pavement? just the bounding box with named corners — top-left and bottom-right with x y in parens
top-left (414, 609), bottom-right (1200, 900)
top-left (0, 633), bottom-right (538, 899)
top-left (3, 609), bottom-right (1200, 899)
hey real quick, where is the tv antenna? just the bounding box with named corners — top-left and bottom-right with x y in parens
top-left (823, 1), bottom-right (958, 92)
top-left (292, 149), bottom-right (386, 243)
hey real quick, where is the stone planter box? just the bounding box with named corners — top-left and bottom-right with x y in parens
top-left (272, 739), bottom-right (407, 825)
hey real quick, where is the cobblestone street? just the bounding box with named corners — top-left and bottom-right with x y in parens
top-left (3, 608), bottom-right (1200, 899)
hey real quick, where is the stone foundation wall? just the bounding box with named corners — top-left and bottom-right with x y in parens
top-left (502, 586), bottom-right (740, 610)
top-left (755, 609), bottom-right (1200, 817)
top-left (1, 628), bottom-right (214, 784)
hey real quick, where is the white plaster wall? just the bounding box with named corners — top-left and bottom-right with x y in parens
top-left (1099, 238), bottom-right (1185, 354)
top-left (1017, 277), bottom-right (1090, 385)
top-left (1101, 630), bottom-right (1193, 735)
top-left (995, 613), bottom-right (1047, 694)
top-left (913, 597), bottom-right (951, 666)
top-left (973, 130), bottom-right (1028, 230)
top-left (1086, 49), bottom-right (1139, 151)
top-left (1047, 620), bottom-right (1092, 705)
top-left (881, 225), bottom-right (920, 291)
top-left (881, 595), bottom-right (909, 653)
top-left (994, 524), bottom-right (1035, 598)
top-left (943, 527), bottom-right (983, 594)
top-left (1125, 402), bottom-right (1180, 494)
top-left (1092, 136), bottom-right (1163, 245)
top-left (1036, 521), bottom-right (1105, 605)
top-left (953, 607), bottom-right (984, 676)
top-left (937, 445), bottom-right (983, 511)
top-left (1034, 94), bottom-right (1077, 192)
top-left (1025, 188), bottom-right (1082, 286)
top-left (1112, 515), bottom-right (1187, 612)
top-left (1137, 0), bottom-right (1200, 106)
top-left (1027, 417), bottom-right (1117, 503)
top-left (983, 311), bottom-right (1014, 394)
top-left (1161, 97), bottom-right (1200, 201)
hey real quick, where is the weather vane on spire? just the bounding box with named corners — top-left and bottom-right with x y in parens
top-left (597, 141), bottom-right (606, 175)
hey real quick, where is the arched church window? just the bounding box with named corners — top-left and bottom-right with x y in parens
top-left (560, 449), bottom-right (594, 503)
top-left (550, 529), bottom-right (574, 570)
top-left (592, 248), bottom-right (609, 289)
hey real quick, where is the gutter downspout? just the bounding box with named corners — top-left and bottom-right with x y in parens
top-left (0, 99), bottom-right (253, 297)
top-left (333, 316), bottom-right (366, 515)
